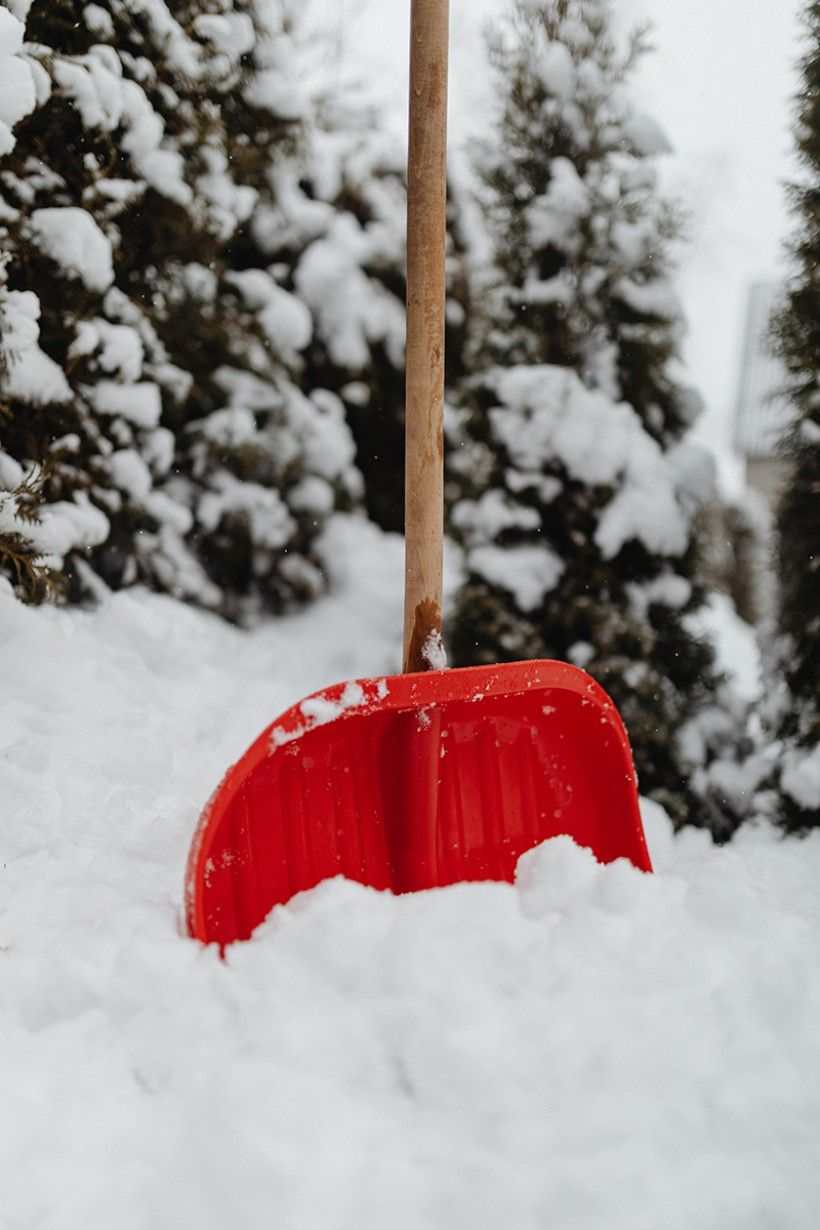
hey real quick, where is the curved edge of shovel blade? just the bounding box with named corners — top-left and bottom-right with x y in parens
top-left (184, 672), bottom-right (395, 945)
top-left (185, 660), bottom-right (652, 947)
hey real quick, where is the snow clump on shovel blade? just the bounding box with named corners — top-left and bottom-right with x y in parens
top-left (269, 679), bottom-right (387, 748)
top-left (421, 629), bottom-right (448, 671)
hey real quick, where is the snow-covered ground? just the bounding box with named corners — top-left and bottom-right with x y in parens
top-left (2, 516), bottom-right (819, 1229)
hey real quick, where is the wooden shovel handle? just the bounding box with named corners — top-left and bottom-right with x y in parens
top-left (403, 0), bottom-right (450, 673)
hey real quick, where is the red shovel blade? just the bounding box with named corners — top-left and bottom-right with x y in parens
top-left (186, 660), bottom-right (651, 946)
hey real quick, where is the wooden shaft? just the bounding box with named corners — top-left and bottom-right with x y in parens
top-left (403, 0), bottom-right (450, 673)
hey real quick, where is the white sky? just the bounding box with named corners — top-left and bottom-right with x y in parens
top-left (310, 0), bottom-right (804, 491)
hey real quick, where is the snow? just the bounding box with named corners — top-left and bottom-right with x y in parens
top-left (303, 681), bottom-right (367, 721)
top-left (52, 49), bottom-right (124, 132)
top-left (0, 487), bottom-right (109, 569)
top-left (117, 0), bottom-right (198, 80)
top-left (271, 680), bottom-right (376, 748)
top-left (613, 275), bottom-right (682, 321)
top-left (2, 0), bottom-right (33, 23)
top-left (629, 573), bottom-right (692, 616)
top-left (70, 319), bottom-right (145, 382)
top-left (298, 387), bottom-right (360, 481)
top-left (489, 366), bottom-right (693, 559)
top-left (119, 78), bottom-right (191, 206)
top-left (781, 745), bottom-right (820, 811)
top-left (294, 214), bottom-right (406, 371)
top-left (193, 13), bottom-right (255, 58)
top-left (193, 405), bottom-right (258, 448)
top-left (0, 452), bottom-right (24, 490)
top-left (26, 207), bottom-right (115, 292)
top-left (451, 489), bottom-right (542, 546)
top-left (226, 269), bottom-right (313, 359)
top-left (84, 4), bottom-right (114, 39)
top-left (28, 496), bottom-right (110, 562)
top-left (86, 381), bottom-right (163, 429)
top-left (687, 591), bottom-right (762, 702)
top-left (527, 157), bottom-right (589, 255)
top-left (108, 449), bottom-right (153, 501)
top-left (468, 543), bottom-right (564, 612)
top-left (1, 513), bottom-right (820, 1226)
top-left (422, 628), bottom-right (448, 670)
top-left (533, 39), bottom-right (575, 100)
top-left (197, 473), bottom-right (296, 551)
top-left (518, 270), bottom-right (574, 307)
top-left (196, 146), bottom-right (258, 239)
top-left (621, 112), bottom-right (673, 157)
top-left (287, 474), bottom-right (336, 516)
top-left (0, 289), bottom-right (72, 405)
top-left (0, 8), bottom-right (36, 156)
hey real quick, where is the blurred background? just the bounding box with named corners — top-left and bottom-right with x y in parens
top-left (310, 0), bottom-right (803, 495)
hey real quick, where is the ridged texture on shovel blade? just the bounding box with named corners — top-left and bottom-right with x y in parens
top-left (186, 661), bottom-right (651, 946)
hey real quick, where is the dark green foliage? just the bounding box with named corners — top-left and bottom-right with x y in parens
top-left (771, 0), bottom-right (820, 830)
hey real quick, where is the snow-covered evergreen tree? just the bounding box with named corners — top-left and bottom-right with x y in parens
top-left (0, 0), bottom-right (360, 617)
top-left (448, 0), bottom-right (719, 825)
top-left (769, 0), bottom-right (820, 830)
top-left (249, 84), bottom-right (407, 532)
top-left (251, 73), bottom-right (473, 535)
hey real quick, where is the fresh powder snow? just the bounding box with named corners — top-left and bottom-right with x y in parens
top-left (1, 515), bottom-right (819, 1229)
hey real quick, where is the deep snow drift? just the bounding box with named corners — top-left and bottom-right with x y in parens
top-left (1, 516), bottom-right (819, 1229)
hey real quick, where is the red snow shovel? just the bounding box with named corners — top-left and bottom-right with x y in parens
top-left (185, 0), bottom-right (651, 947)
